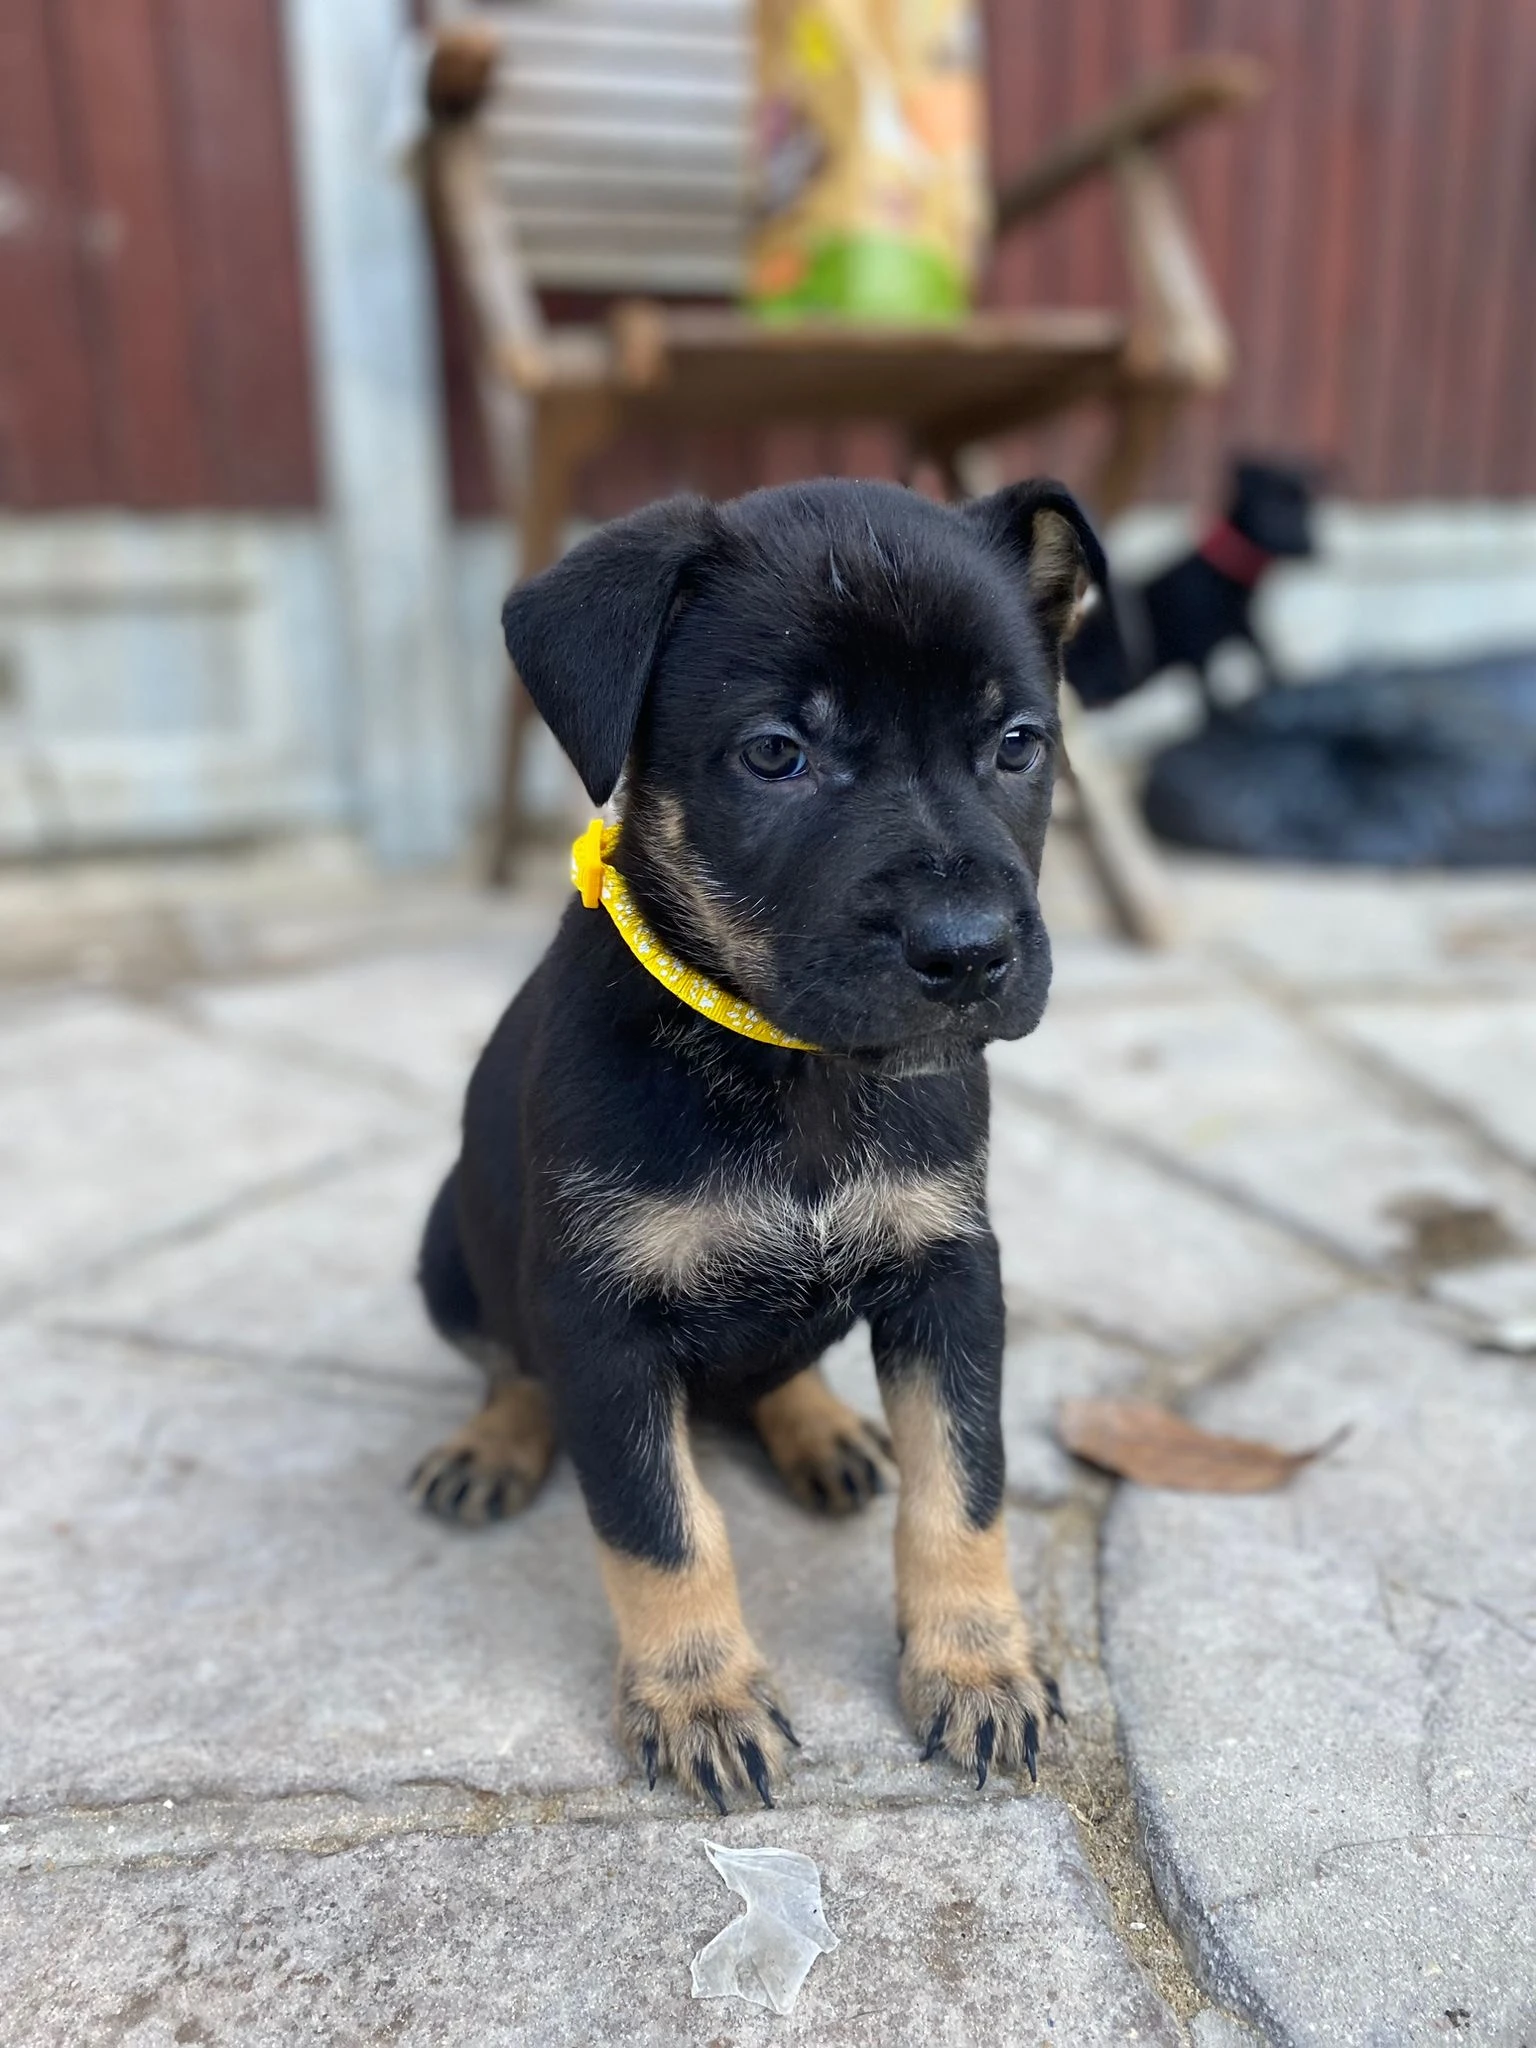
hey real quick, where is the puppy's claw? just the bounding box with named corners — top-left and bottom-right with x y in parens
top-left (921, 1708), bottom-right (949, 1763)
top-left (762, 1401), bottom-right (894, 1519)
top-left (696, 1757), bottom-right (729, 1817)
top-left (904, 1640), bottom-right (1050, 1789)
top-left (975, 1717), bottom-right (996, 1790)
top-left (620, 1661), bottom-right (793, 1810)
top-left (766, 1702), bottom-right (801, 1750)
top-left (1043, 1675), bottom-right (1067, 1724)
top-left (740, 1738), bottom-right (774, 1809)
top-left (409, 1422), bottom-right (551, 1528)
top-left (854, 1449), bottom-right (885, 1498)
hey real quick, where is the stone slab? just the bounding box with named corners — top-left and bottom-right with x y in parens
top-left (0, 993), bottom-right (420, 1312)
top-left (1176, 867), bottom-right (1536, 996)
top-left (187, 936), bottom-right (547, 1112)
top-left (55, 1137), bottom-right (464, 1387)
top-left (0, 1801), bottom-right (1184, 2048)
top-left (0, 1320), bottom-right (1051, 1812)
top-left (994, 991), bottom-right (1536, 1266)
top-left (1188, 2017), bottom-right (1268, 2048)
top-left (1427, 1252), bottom-right (1536, 1356)
top-left (987, 1099), bottom-right (1341, 1358)
top-left (1100, 1295), bottom-right (1536, 2047)
top-left (1325, 994), bottom-right (1536, 1170)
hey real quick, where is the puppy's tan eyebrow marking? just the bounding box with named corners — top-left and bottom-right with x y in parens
top-left (981, 678), bottom-right (1006, 720)
top-left (802, 689), bottom-right (842, 740)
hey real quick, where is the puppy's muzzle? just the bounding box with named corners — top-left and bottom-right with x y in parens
top-left (902, 906), bottom-right (1017, 1008)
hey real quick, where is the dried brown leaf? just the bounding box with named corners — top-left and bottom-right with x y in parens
top-left (1057, 1399), bottom-right (1347, 1493)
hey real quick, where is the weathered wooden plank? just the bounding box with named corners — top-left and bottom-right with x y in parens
top-left (0, 0), bottom-right (104, 505)
top-left (54, 0), bottom-right (210, 505)
top-left (158, 0), bottom-right (318, 508)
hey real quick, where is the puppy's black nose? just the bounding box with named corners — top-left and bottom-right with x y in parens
top-left (903, 908), bottom-right (1016, 1006)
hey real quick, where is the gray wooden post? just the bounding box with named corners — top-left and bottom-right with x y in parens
top-left (282, 0), bottom-right (466, 866)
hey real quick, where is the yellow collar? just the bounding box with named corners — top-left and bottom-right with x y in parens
top-left (571, 818), bottom-right (820, 1052)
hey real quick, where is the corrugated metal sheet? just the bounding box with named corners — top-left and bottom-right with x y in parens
top-left (481, 0), bottom-right (750, 293)
top-left (983, 0), bottom-right (1536, 505)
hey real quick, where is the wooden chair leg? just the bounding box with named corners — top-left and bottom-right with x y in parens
top-left (488, 456), bottom-right (569, 883)
top-left (1054, 384), bottom-right (1185, 946)
top-left (1093, 382), bottom-right (1180, 522)
top-left (487, 393), bottom-right (616, 886)
top-left (1059, 684), bottom-right (1178, 947)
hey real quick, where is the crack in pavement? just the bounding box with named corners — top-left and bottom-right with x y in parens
top-left (47, 1319), bottom-right (463, 1407)
top-left (0, 1134), bottom-right (426, 1331)
top-left (989, 1068), bottom-right (1374, 1280)
top-left (1227, 962), bottom-right (1536, 1187)
top-left (0, 1770), bottom-right (1110, 1876)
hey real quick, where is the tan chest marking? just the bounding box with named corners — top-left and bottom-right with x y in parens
top-left (572, 1161), bottom-right (985, 1299)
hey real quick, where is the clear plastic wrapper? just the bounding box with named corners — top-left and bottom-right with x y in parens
top-left (690, 1841), bottom-right (839, 2016)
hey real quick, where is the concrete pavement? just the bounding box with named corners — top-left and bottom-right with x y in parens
top-left (2, 843), bottom-right (1533, 2045)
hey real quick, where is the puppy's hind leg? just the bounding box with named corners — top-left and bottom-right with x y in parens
top-left (411, 1369), bottom-right (557, 1527)
top-left (412, 1169), bottom-right (556, 1526)
top-left (753, 1366), bottom-right (894, 1516)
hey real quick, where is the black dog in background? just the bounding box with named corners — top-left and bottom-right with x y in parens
top-left (1067, 457), bottom-right (1315, 708)
top-left (413, 477), bottom-right (1103, 1809)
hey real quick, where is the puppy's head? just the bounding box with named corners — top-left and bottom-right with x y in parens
top-left (503, 478), bottom-right (1105, 1059)
top-left (1228, 458), bottom-right (1316, 559)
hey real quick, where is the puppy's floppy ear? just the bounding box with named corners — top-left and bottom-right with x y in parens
top-left (962, 478), bottom-right (1110, 649)
top-left (501, 494), bottom-right (722, 805)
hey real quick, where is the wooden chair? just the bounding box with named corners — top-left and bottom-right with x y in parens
top-left (422, 6), bottom-right (1264, 931)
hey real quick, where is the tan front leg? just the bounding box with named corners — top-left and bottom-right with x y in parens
top-left (753, 1365), bottom-right (895, 1515)
top-left (598, 1408), bottom-right (795, 1811)
top-left (884, 1372), bottom-right (1050, 1786)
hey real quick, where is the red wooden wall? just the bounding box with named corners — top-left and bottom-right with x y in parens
top-left (6, 1), bottom-right (1535, 516)
top-left (444, 0), bottom-right (1536, 520)
top-left (985, 0), bottom-right (1536, 507)
top-left (0, 0), bottom-right (316, 510)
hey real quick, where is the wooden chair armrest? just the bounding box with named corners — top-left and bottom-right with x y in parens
top-left (427, 121), bottom-right (552, 391)
top-left (1112, 143), bottom-right (1232, 390)
top-left (994, 54), bottom-right (1267, 232)
top-left (425, 21), bottom-right (501, 126)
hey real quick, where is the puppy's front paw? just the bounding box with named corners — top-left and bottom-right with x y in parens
top-left (900, 1614), bottom-right (1061, 1789)
top-left (617, 1641), bottom-right (799, 1813)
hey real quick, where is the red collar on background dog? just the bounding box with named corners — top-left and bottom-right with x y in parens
top-left (1197, 519), bottom-right (1274, 588)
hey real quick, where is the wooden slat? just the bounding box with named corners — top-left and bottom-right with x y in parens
top-left (0, 0), bottom-right (104, 504)
top-left (158, 0), bottom-right (318, 508)
top-left (1300, 0), bottom-right (1366, 471)
top-left (1355, 0), bottom-right (1426, 497)
top-left (1466, 0), bottom-right (1536, 498)
top-left (54, 0), bottom-right (209, 506)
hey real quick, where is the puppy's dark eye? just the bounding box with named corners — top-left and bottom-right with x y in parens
top-left (741, 734), bottom-right (808, 781)
top-left (996, 724), bottom-right (1045, 774)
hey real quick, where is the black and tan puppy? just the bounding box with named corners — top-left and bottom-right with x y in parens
top-left (413, 477), bottom-right (1103, 1811)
